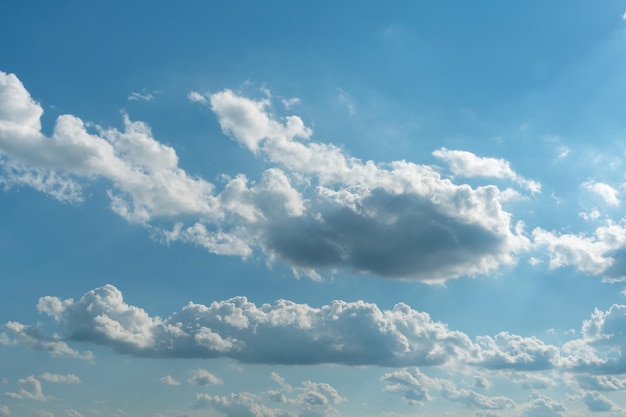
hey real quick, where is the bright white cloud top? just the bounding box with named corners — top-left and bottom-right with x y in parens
top-left (3, 2), bottom-right (626, 417)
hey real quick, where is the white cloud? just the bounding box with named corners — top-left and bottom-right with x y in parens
top-left (159, 375), bottom-right (180, 386)
top-left (507, 372), bottom-right (556, 390)
top-left (521, 394), bottom-right (566, 417)
top-left (474, 332), bottom-right (560, 371)
top-left (4, 376), bottom-right (47, 401)
top-left (65, 410), bottom-right (85, 417)
top-left (574, 375), bottom-right (626, 391)
top-left (580, 391), bottom-right (616, 412)
top-left (0, 405), bottom-right (9, 416)
top-left (31, 284), bottom-right (478, 366)
top-left (441, 387), bottom-right (515, 410)
top-left (127, 92), bottom-right (154, 102)
top-left (0, 71), bottom-right (536, 282)
top-left (0, 321), bottom-right (93, 361)
top-left (187, 369), bottom-right (222, 386)
top-left (532, 220), bottom-right (626, 277)
top-left (188, 91), bottom-right (208, 104)
top-left (380, 368), bottom-right (445, 405)
top-left (38, 373), bottom-right (81, 384)
top-left (433, 148), bottom-right (541, 193)
top-left (583, 181), bottom-right (620, 206)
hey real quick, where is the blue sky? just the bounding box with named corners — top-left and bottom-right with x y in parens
top-left (3, 1), bottom-right (626, 416)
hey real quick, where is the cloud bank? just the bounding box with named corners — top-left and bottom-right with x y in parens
top-left (0, 70), bottom-right (538, 283)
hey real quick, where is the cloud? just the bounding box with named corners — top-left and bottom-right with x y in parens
top-left (508, 372), bottom-right (556, 390)
top-left (574, 375), bottom-right (626, 391)
top-left (432, 148), bottom-right (541, 193)
top-left (0, 321), bottom-right (93, 360)
top-left (187, 369), bottom-right (222, 386)
top-left (65, 410), bottom-right (85, 417)
top-left (532, 220), bottom-right (626, 277)
top-left (194, 374), bottom-right (344, 417)
top-left (521, 395), bottom-right (566, 417)
top-left (441, 387), bottom-right (515, 410)
top-left (0, 405), bottom-right (8, 416)
top-left (206, 88), bottom-right (532, 282)
top-left (4, 376), bottom-right (47, 401)
top-left (159, 375), bottom-right (181, 386)
top-left (380, 368), bottom-right (445, 405)
top-left (562, 304), bottom-right (626, 373)
top-left (474, 332), bottom-right (561, 371)
top-left (38, 373), bottom-right (81, 384)
top-left (0, 70), bottom-right (535, 283)
top-left (580, 391), bottom-right (617, 412)
top-left (127, 92), bottom-right (154, 102)
top-left (583, 181), bottom-right (620, 206)
top-left (32, 284), bottom-right (478, 366)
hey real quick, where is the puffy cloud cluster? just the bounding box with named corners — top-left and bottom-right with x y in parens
top-left (31, 284), bottom-right (477, 366)
top-left (0, 71), bottom-right (537, 282)
top-left (2, 284), bottom-right (578, 374)
top-left (4, 376), bottom-right (46, 401)
top-left (381, 368), bottom-right (515, 410)
top-left (194, 373), bottom-right (344, 417)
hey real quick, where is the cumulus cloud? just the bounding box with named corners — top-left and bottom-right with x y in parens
top-left (521, 394), bottom-right (566, 417)
top-left (127, 92), bottom-right (154, 102)
top-left (583, 181), bottom-right (620, 206)
top-left (4, 376), bottom-right (47, 401)
top-left (159, 375), bottom-right (180, 386)
top-left (380, 368), bottom-right (446, 405)
top-left (31, 284), bottom-right (478, 366)
top-left (194, 374), bottom-right (344, 417)
top-left (474, 332), bottom-right (560, 371)
top-left (579, 391), bottom-right (617, 412)
top-left (38, 373), bottom-right (81, 384)
top-left (562, 304), bottom-right (626, 373)
top-left (432, 148), bottom-right (541, 193)
top-left (532, 220), bottom-right (626, 277)
top-left (441, 387), bottom-right (515, 410)
top-left (187, 369), bottom-right (222, 386)
top-left (0, 405), bottom-right (8, 416)
top-left (0, 71), bottom-right (535, 282)
top-left (0, 321), bottom-right (93, 360)
top-left (574, 375), bottom-right (626, 391)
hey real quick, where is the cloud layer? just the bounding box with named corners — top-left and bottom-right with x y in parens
top-left (0, 71), bottom-right (539, 282)
top-left (8, 284), bottom-right (626, 376)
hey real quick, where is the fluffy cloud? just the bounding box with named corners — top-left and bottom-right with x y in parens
top-left (17, 284), bottom-right (626, 377)
top-left (0, 405), bottom-right (8, 416)
top-left (432, 147), bottom-right (541, 193)
top-left (474, 332), bottom-right (561, 371)
top-left (441, 387), bottom-right (515, 410)
top-left (562, 304), bottom-right (626, 373)
top-left (194, 374), bottom-right (344, 417)
top-left (38, 373), bottom-right (81, 384)
top-left (380, 368), bottom-right (444, 405)
top-left (0, 71), bottom-right (535, 282)
top-left (532, 220), bottom-right (626, 277)
top-left (580, 391), bottom-right (617, 412)
top-left (0, 321), bottom-right (93, 361)
top-left (583, 181), bottom-right (620, 206)
top-left (4, 376), bottom-right (46, 401)
top-left (187, 369), bottom-right (222, 386)
top-left (159, 375), bottom-right (180, 386)
top-left (521, 395), bottom-right (566, 417)
top-left (33, 284), bottom-right (477, 366)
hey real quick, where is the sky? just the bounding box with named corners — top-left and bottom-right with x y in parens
top-left (4, 1), bottom-right (626, 416)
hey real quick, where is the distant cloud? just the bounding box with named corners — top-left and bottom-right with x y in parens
top-left (4, 376), bottom-right (47, 401)
top-left (187, 369), bottom-right (222, 386)
top-left (187, 91), bottom-right (208, 104)
top-left (532, 221), bottom-right (626, 277)
top-left (521, 394), bottom-right (566, 417)
top-left (159, 375), bottom-right (181, 386)
top-left (38, 373), bottom-right (81, 384)
top-left (432, 147), bottom-right (541, 193)
top-left (0, 405), bottom-right (8, 416)
top-left (127, 92), bottom-right (154, 102)
top-left (194, 374), bottom-right (344, 417)
top-left (280, 97), bottom-right (300, 109)
top-left (580, 391), bottom-right (616, 412)
top-left (583, 181), bottom-right (620, 206)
